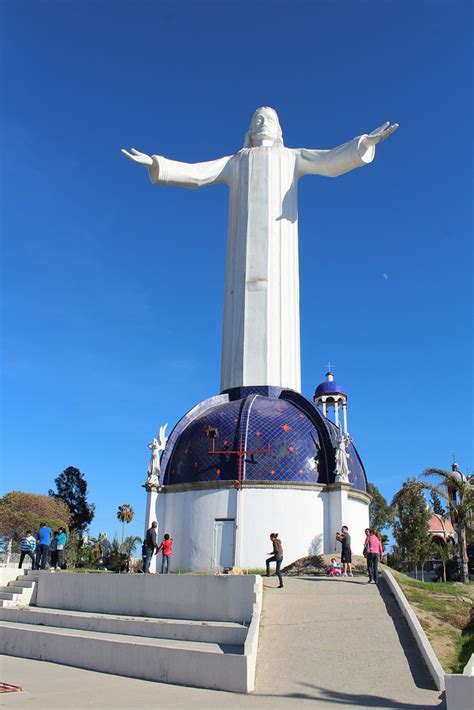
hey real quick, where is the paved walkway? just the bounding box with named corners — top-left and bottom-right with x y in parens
top-left (0, 576), bottom-right (445, 709)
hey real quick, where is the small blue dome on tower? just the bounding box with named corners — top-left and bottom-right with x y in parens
top-left (314, 371), bottom-right (347, 399)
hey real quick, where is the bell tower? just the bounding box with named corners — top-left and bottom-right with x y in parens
top-left (314, 365), bottom-right (348, 433)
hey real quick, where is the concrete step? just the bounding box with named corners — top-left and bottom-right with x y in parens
top-left (11, 580), bottom-right (36, 588)
top-left (1, 586), bottom-right (25, 594)
top-left (0, 592), bottom-right (18, 600)
top-left (0, 620), bottom-right (248, 692)
top-left (0, 606), bottom-right (247, 645)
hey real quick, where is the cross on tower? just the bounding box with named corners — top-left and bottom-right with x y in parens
top-left (326, 361), bottom-right (334, 373)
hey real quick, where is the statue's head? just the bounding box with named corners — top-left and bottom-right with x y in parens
top-left (244, 106), bottom-right (284, 147)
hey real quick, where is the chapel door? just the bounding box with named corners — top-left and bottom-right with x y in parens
top-left (213, 519), bottom-right (235, 569)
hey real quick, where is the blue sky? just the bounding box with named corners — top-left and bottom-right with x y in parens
top-left (1, 1), bottom-right (472, 543)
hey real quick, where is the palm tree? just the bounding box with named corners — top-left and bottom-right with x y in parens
top-left (420, 466), bottom-right (473, 584)
top-left (432, 541), bottom-right (453, 583)
top-left (116, 504), bottom-right (134, 544)
top-left (122, 535), bottom-right (142, 573)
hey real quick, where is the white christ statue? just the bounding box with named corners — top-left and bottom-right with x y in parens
top-left (123, 107), bottom-right (397, 393)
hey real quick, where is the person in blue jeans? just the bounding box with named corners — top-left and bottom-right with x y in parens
top-left (55, 528), bottom-right (67, 569)
top-left (365, 528), bottom-right (384, 584)
top-left (157, 534), bottom-right (173, 574)
top-left (143, 521), bottom-right (158, 573)
top-left (36, 522), bottom-right (52, 569)
top-left (265, 532), bottom-right (284, 588)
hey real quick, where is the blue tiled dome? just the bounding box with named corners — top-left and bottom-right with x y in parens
top-left (314, 379), bottom-right (347, 398)
top-left (160, 386), bottom-right (367, 491)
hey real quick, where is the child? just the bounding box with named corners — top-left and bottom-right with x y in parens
top-left (19, 530), bottom-right (37, 569)
top-left (327, 557), bottom-right (342, 577)
top-left (156, 533), bottom-right (173, 574)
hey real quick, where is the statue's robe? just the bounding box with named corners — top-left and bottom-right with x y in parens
top-left (149, 138), bottom-right (374, 392)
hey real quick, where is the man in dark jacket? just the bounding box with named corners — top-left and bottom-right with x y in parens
top-left (143, 521), bottom-right (158, 573)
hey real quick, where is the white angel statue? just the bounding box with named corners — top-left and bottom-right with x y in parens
top-left (146, 424), bottom-right (168, 486)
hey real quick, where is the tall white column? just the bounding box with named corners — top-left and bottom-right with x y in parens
top-left (322, 400), bottom-right (327, 417)
top-left (143, 484), bottom-right (159, 574)
top-left (325, 485), bottom-right (350, 554)
top-left (342, 402), bottom-right (348, 433)
top-left (334, 401), bottom-right (340, 428)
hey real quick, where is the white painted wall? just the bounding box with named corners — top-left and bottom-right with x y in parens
top-left (237, 488), bottom-right (325, 569)
top-left (156, 488), bottom-right (237, 571)
top-left (157, 487), bottom-right (333, 571)
top-left (346, 495), bottom-right (371, 556)
top-left (154, 485), bottom-right (369, 571)
top-left (321, 487), bottom-right (369, 555)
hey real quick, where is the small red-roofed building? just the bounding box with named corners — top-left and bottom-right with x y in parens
top-left (428, 513), bottom-right (455, 545)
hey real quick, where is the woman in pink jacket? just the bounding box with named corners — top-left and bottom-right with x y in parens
top-left (364, 528), bottom-right (384, 584)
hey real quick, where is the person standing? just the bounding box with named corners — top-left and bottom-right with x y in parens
top-left (55, 528), bottom-right (67, 570)
top-left (265, 533), bottom-right (284, 588)
top-left (19, 530), bottom-right (36, 569)
top-left (49, 530), bottom-right (59, 570)
top-left (143, 521), bottom-right (158, 573)
top-left (157, 533), bottom-right (173, 574)
top-left (363, 527), bottom-right (371, 576)
top-left (336, 525), bottom-right (353, 577)
top-left (36, 522), bottom-right (52, 570)
top-left (365, 528), bottom-right (384, 584)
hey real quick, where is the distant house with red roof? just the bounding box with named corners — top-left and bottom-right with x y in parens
top-left (428, 513), bottom-right (456, 545)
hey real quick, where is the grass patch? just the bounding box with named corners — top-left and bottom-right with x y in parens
top-left (393, 575), bottom-right (474, 599)
top-left (391, 569), bottom-right (473, 673)
top-left (454, 628), bottom-right (474, 674)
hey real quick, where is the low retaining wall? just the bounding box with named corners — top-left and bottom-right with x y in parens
top-left (445, 654), bottom-right (474, 710)
top-left (383, 569), bottom-right (445, 691)
top-left (36, 572), bottom-right (259, 623)
top-left (244, 575), bottom-right (263, 691)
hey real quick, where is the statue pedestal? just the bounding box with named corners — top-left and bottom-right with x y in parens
top-left (143, 482), bottom-right (160, 574)
top-left (325, 482), bottom-right (352, 554)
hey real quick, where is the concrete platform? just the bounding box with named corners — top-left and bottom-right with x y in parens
top-left (0, 576), bottom-right (445, 709)
top-left (0, 572), bottom-right (263, 693)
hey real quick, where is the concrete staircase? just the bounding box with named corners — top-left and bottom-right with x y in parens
top-left (0, 573), bottom-right (262, 693)
top-left (0, 569), bottom-right (38, 607)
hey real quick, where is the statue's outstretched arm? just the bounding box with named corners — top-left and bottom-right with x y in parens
top-left (122, 147), bottom-right (231, 189)
top-left (148, 154), bottom-right (232, 189)
top-left (296, 121), bottom-right (398, 179)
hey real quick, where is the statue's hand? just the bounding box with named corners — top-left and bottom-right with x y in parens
top-left (362, 121), bottom-right (399, 148)
top-left (121, 147), bottom-right (154, 167)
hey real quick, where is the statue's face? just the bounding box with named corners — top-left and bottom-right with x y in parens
top-left (249, 108), bottom-right (280, 144)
